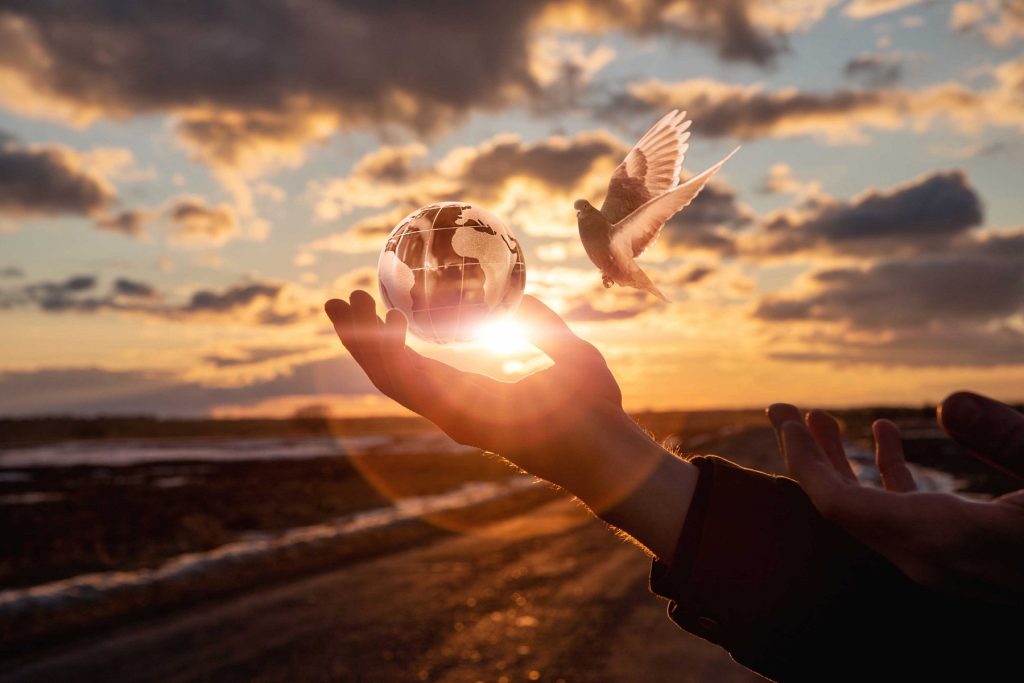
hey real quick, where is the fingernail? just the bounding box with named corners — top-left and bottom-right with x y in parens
top-left (943, 392), bottom-right (982, 431)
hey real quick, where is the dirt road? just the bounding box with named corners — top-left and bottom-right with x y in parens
top-left (2, 497), bottom-right (762, 683)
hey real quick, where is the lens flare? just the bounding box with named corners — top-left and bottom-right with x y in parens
top-left (474, 317), bottom-right (532, 355)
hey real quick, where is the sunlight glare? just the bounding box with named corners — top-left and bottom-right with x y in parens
top-left (474, 317), bottom-right (532, 355)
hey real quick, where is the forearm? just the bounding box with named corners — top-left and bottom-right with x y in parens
top-left (549, 409), bottom-right (698, 561)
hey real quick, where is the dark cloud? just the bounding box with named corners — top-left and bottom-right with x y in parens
top-left (167, 197), bottom-right (238, 243)
top-left (95, 209), bottom-right (148, 237)
top-left (457, 133), bottom-right (626, 198)
top-left (769, 325), bottom-right (1024, 368)
top-left (313, 131), bottom-right (629, 236)
top-left (184, 282), bottom-right (279, 313)
top-left (597, 74), bottom-right (1012, 142)
top-left (0, 357), bottom-right (375, 416)
top-left (0, 142), bottom-right (113, 217)
top-left (754, 229), bottom-right (1024, 366)
top-left (755, 242), bottom-right (1024, 328)
top-left (0, 2), bottom-right (809, 169)
top-left (673, 265), bottom-right (716, 285)
top-left (574, 0), bottom-right (791, 65)
top-left (0, 266), bottom-right (24, 278)
top-left (663, 226), bottom-right (739, 256)
top-left (350, 145), bottom-right (426, 185)
top-left (203, 346), bottom-right (312, 369)
top-left (176, 281), bottom-right (314, 326)
top-left (843, 53), bottom-right (903, 87)
top-left (3, 275), bottom-right (313, 326)
top-left (659, 178), bottom-right (750, 256)
top-left (8, 275), bottom-right (101, 312)
top-left (355, 133), bottom-right (625, 198)
top-left (8, 274), bottom-right (153, 312)
top-left (113, 278), bottom-right (157, 298)
top-left (755, 170), bottom-right (984, 257)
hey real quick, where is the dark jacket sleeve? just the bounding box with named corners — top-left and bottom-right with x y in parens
top-left (649, 455), bottom-right (1017, 682)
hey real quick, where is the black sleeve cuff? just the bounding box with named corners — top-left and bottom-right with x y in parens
top-left (649, 455), bottom-right (915, 678)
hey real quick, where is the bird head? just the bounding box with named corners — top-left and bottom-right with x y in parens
top-left (573, 199), bottom-right (592, 214)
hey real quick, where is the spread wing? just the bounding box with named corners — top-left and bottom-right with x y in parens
top-left (600, 109), bottom-right (691, 225)
top-left (610, 147), bottom-right (739, 259)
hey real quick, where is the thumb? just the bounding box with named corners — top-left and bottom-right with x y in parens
top-left (517, 295), bottom-right (601, 367)
top-left (939, 391), bottom-right (1024, 481)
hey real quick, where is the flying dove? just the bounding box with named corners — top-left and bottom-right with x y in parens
top-left (575, 110), bottom-right (739, 302)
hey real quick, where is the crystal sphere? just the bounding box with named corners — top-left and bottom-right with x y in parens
top-left (377, 202), bottom-right (526, 344)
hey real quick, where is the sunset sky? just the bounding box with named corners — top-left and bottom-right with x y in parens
top-left (1, 1), bottom-right (1022, 417)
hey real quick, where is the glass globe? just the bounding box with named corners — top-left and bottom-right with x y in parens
top-left (377, 202), bottom-right (526, 344)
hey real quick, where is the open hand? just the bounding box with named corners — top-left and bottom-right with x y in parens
top-left (767, 393), bottom-right (1024, 606)
top-left (324, 291), bottom-right (674, 518)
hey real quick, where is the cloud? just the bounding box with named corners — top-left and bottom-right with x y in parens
top-left (601, 61), bottom-right (1024, 143)
top-left (658, 175), bottom-right (752, 257)
top-left (0, 266), bottom-right (24, 278)
top-left (753, 229), bottom-right (1024, 366)
top-left (314, 132), bottom-right (626, 220)
top-left (843, 53), bottom-right (904, 87)
top-left (179, 281), bottom-right (313, 326)
top-left (0, 356), bottom-right (376, 416)
top-left (756, 163), bottom-right (820, 196)
top-left (4, 274), bottom-right (102, 312)
top-left (562, 285), bottom-right (660, 322)
top-left (95, 209), bottom-right (148, 237)
top-left (950, 1), bottom-right (1024, 46)
top-left (203, 346), bottom-right (313, 369)
top-left (299, 209), bottom-right (407, 259)
top-left (672, 264), bottom-right (716, 285)
top-left (112, 278), bottom-right (157, 298)
top-left (2, 275), bottom-right (316, 326)
top-left (0, 141), bottom-right (114, 217)
top-left (0, 2), bottom-right (845, 173)
top-left (526, 265), bottom-right (664, 322)
top-left (769, 325), bottom-right (1024, 368)
top-left (755, 251), bottom-right (1024, 327)
top-left (752, 170), bottom-right (984, 257)
top-left (844, 0), bottom-right (923, 19)
top-left (167, 197), bottom-right (238, 244)
top-left (0, 2), bottom-right (549, 170)
top-left (449, 133), bottom-right (627, 200)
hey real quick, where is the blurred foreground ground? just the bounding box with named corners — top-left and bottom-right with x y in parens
top-left (2, 495), bottom-right (763, 683)
top-left (2, 409), bottom-right (1017, 682)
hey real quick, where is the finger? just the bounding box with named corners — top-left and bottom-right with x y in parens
top-left (347, 290), bottom-right (395, 395)
top-left (939, 391), bottom-right (1024, 480)
top-left (767, 403), bottom-right (802, 453)
top-left (873, 419), bottom-right (916, 492)
top-left (325, 298), bottom-right (360, 360)
top-left (517, 295), bottom-right (601, 367)
top-left (781, 421), bottom-right (842, 507)
top-left (806, 410), bottom-right (858, 482)
top-left (349, 289), bottom-right (381, 337)
top-left (382, 308), bottom-right (408, 359)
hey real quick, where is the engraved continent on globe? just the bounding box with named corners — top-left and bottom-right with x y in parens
top-left (377, 202), bottom-right (527, 344)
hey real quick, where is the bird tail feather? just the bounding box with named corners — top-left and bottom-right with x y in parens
top-left (630, 264), bottom-right (671, 303)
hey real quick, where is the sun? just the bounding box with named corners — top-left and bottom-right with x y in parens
top-left (473, 317), bottom-right (532, 355)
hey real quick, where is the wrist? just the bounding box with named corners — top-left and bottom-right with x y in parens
top-left (564, 409), bottom-right (698, 561)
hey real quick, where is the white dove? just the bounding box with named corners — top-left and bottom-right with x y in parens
top-left (574, 109), bottom-right (739, 302)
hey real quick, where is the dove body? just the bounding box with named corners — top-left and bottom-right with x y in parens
top-left (573, 109), bottom-right (738, 303)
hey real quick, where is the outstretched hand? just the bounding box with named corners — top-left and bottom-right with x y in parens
top-left (767, 393), bottom-right (1024, 606)
top-left (323, 291), bottom-right (693, 546)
